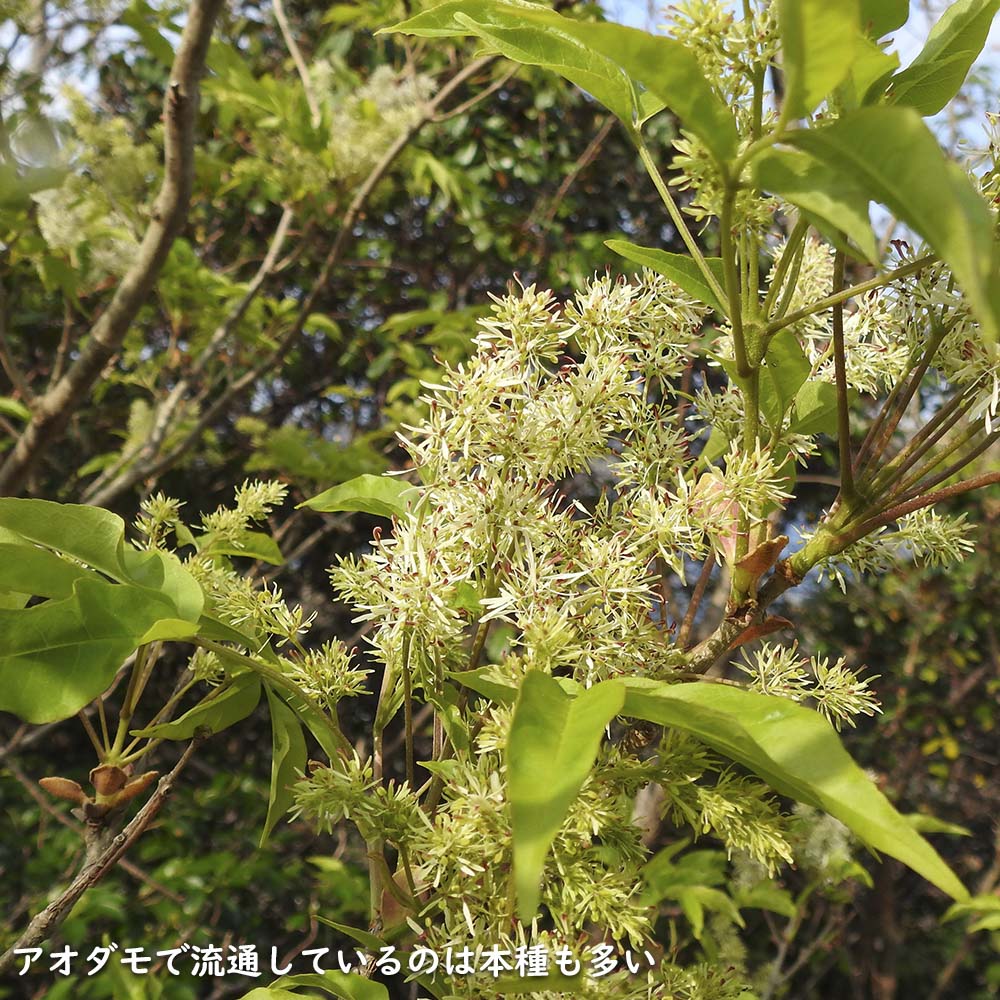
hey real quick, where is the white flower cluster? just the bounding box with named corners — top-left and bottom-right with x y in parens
top-left (333, 274), bottom-right (804, 696)
top-left (807, 507), bottom-right (976, 592)
top-left (737, 642), bottom-right (881, 730)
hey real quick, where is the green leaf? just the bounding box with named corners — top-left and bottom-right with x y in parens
top-left (388, 2), bottom-right (635, 125)
top-left (200, 529), bottom-right (284, 565)
top-left (507, 671), bottom-right (625, 918)
top-left (452, 665), bottom-right (583, 703)
top-left (260, 686), bottom-right (308, 846)
top-left (734, 882), bottom-right (798, 918)
top-left (131, 673), bottom-right (261, 740)
top-left (905, 813), bottom-right (973, 837)
top-left (839, 35), bottom-right (900, 109)
top-left (789, 380), bottom-right (841, 436)
top-left (281, 693), bottom-right (347, 762)
top-left (779, 0), bottom-right (861, 118)
top-left (786, 106), bottom-right (1000, 346)
top-left (384, 0), bottom-right (738, 161)
top-left (642, 844), bottom-right (728, 906)
top-left (677, 885), bottom-right (745, 939)
top-left (0, 579), bottom-right (199, 725)
top-left (759, 329), bottom-right (812, 431)
top-left (0, 542), bottom-right (101, 599)
top-left (859, 0), bottom-right (908, 37)
top-left (299, 474), bottom-right (418, 519)
top-left (751, 148), bottom-right (879, 263)
top-left (120, 547), bottom-right (204, 625)
top-left (0, 498), bottom-right (133, 581)
top-left (605, 240), bottom-right (727, 313)
top-left (889, 0), bottom-right (1000, 116)
top-left (121, 0), bottom-right (176, 65)
top-left (943, 894), bottom-right (1000, 927)
top-left (620, 678), bottom-right (968, 900)
top-left (270, 972), bottom-right (390, 1000)
top-left (0, 499), bottom-right (203, 623)
top-left (315, 918), bottom-right (385, 951)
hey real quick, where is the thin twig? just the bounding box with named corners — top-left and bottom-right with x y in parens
top-left (0, 0), bottom-right (225, 495)
top-left (272, 0), bottom-right (321, 127)
top-left (0, 735), bottom-right (206, 976)
top-left (678, 554), bottom-right (715, 649)
top-left (4, 758), bottom-right (185, 904)
top-left (431, 63), bottom-right (518, 122)
top-left (79, 56), bottom-right (497, 503)
top-left (82, 206), bottom-right (295, 505)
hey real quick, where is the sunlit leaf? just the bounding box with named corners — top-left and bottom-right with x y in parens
top-left (889, 0), bottom-right (1000, 116)
top-left (620, 678), bottom-right (968, 900)
top-left (507, 670), bottom-right (624, 918)
top-left (779, 0), bottom-right (860, 118)
top-left (300, 474), bottom-right (418, 519)
top-left (605, 240), bottom-right (727, 313)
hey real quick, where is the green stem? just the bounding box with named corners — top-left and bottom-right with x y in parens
top-left (765, 254), bottom-right (936, 339)
top-left (721, 185), bottom-right (751, 376)
top-left (196, 639), bottom-right (351, 756)
top-left (108, 646), bottom-right (149, 760)
top-left (831, 249), bottom-right (856, 505)
top-left (763, 216), bottom-right (808, 318)
top-left (634, 136), bottom-right (729, 313)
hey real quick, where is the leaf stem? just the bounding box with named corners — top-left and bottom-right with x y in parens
top-left (765, 254), bottom-right (936, 339)
top-left (634, 136), bottom-right (729, 313)
top-left (831, 249), bottom-right (856, 504)
top-left (195, 639), bottom-right (351, 756)
top-left (763, 216), bottom-right (808, 319)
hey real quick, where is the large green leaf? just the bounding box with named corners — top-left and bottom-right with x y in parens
top-left (620, 678), bottom-right (968, 901)
top-left (0, 542), bottom-right (101, 599)
top-left (840, 36), bottom-right (901, 108)
top-left (260, 686), bottom-right (308, 846)
top-left (507, 670), bottom-right (625, 918)
top-left (120, 547), bottom-right (204, 624)
top-left (131, 672), bottom-right (261, 740)
top-left (0, 579), bottom-right (199, 724)
top-left (0, 498), bottom-right (203, 622)
top-left (751, 147), bottom-right (879, 263)
top-left (779, 0), bottom-right (861, 118)
top-left (605, 240), bottom-right (727, 313)
top-left (0, 498), bottom-right (131, 580)
top-left (384, 0), bottom-right (738, 162)
top-left (889, 0), bottom-right (1000, 116)
top-left (300, 474), bottom-right (418, 519)
top-left (860, 0), bottom-right (909, 37)
top-left (786, 106), bottom-right (1000, 346)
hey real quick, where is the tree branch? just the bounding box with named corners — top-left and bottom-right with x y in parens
top-left (82, 55), bottom-right (497, 503)
top-left (0, 735), bottom-right (206, 977)
top-left (81, 206), bottom-right (294, 506)
top-left (0, 0), bottom-right (226, 496)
